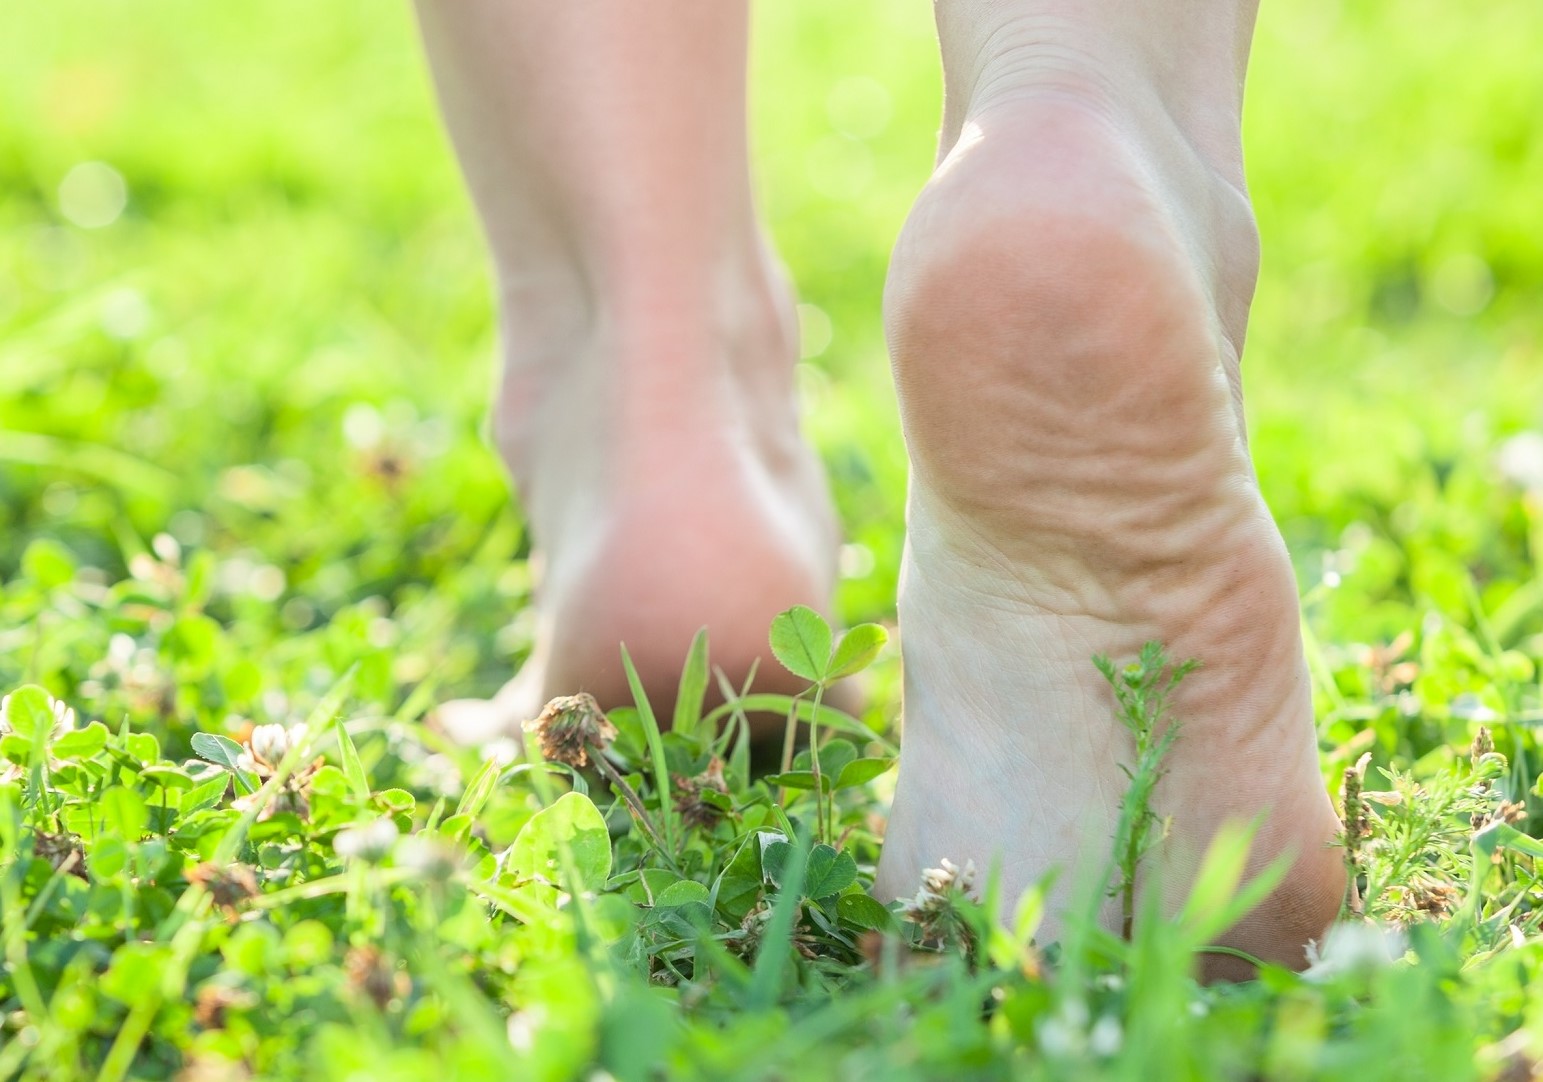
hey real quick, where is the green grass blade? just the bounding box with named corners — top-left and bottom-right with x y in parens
top-left (456, 756), bottom-right (501, 820)
top-left (748, 835), bottom-right (809, 1010)
top-left (672, 627), bottom-right (710, 746)
top-left (620, 644), bottom-right (677, 857)
top-left (334, 716), bottom-right (371, 802)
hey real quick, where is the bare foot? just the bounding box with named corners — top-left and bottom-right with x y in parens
top-left (874, 85), bottom-right (1344, 974)
top-left (415, 1), bottom-right (849, 746)
top-left (436, 277), bottom-right (844, 745)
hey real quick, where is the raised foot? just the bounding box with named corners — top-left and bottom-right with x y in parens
top-left (875, 96), bottom-right (1344, 975)
top-left (437, 307), bottom-right (844, 746)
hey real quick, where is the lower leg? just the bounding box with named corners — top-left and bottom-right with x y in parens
top-left (414, 1), bottom-right (840, 735)
top-left (877, 0), bottom-right (1342, 974)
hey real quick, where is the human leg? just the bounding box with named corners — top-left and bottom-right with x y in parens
top-left (413, 1), bottom-right (841, 739)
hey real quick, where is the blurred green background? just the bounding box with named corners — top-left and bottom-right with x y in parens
top-left (2, 0), bottom-right (1541, 725)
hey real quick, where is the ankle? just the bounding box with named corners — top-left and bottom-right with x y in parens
top-left (935, 7), bottom-right (1257, 188)
top-left (493, 255), bottom-right (800, 470)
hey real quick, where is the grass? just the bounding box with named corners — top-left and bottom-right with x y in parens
top-left (3, 0), bottom-right (1543, 1078)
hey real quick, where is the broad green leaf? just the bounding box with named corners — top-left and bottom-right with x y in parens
top-left (436, 813), bottom-right (474, 842)
top-left (180, 775), bottom-right (229, 814)
top-left (672, 627), bottom-right (710, 744)
top-left (697, 788), bottom-right (733, 811)
top-left (508, 791), bottom-right (612, 890)
top-left (827, 622), bottom-right (888, 680)
top-left (837, 893), bottom-right (895, 933)
top-left (88, 834), bottom-right (128, 880)
top-left (0, 733), bottom-right (33, 765)
top-left (98, 786), bottom-right (149, 841)
top-left (138, 765), bottom-right (194, 790)
top-left (22, 538), bottom-right (76, 588)
top-left (714, 834), bottom-right (767, 923)
top-left (803, 844), bottom-right (858, 899)
top-left (375, 788), bottom-right (414, 813)
top-left (763, 841), bottom-right (856, 900)
top-left (123, 731), bottom-right (159, 764)
top-left (509, 958), bottom-right (601, 1082)
top-left (769, 605), bottom-right (832, 683)
top-left (748, 838), bottom-right (808, 1009)
top-left (306, 763), bottom-right (349, 796)
top-left (764, 771), bottom-right (823, 792)
top-left (653, 880), bottom-right (711, 908)
top-left (801, 739), bottom-right (857, 781)
top-left (761, 840), bottom-right (794, 885)
top-left (625, 868), bottom-right (685, 905)
top-left (502, 761), bottom-right (589, 797)
top-left (715, 872), bottom-right (765, 926)
top-left (1483, 822), bottom-right (1543, 861)
top-left (51, 722), bottom-right (109, 761)
top-left (190, 732), bottom-right (259, 795)
top-left (283, 921), bottom-right (335, 968)
top-left (100, 943), bottom-right (175, 1005)
top-left (835, 757), bottom-right (897, 790)
top-left (166, 612), bottom-right (221, 674)
top-left (2, 687), bottom-right (56, 762)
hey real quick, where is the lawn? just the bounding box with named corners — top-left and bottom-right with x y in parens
top-left (3, 1), bottom-right (1543, 1078)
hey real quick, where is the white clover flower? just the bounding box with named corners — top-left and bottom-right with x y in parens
top-left (507, 1006), bottom-right (546, 1053)
top-left (1088, 1015), bottom-right (1123, 1057)
top-left (334, 817), bottom-right (399, 862)
top-left (1038, 999), bottom-right (1091, 1058)
top-left (906, 857), bottom-right (979, 920)
top-left (417, 754), bottom-right (463, 797)
top-left (1304, 921), bottom-right (1409, 981)
top-left (1449, 694), bottom-right (1500, 723)
top-left (1497, 432), bottom-right (1543, 492)
top-left (246, 722), bottom-right (306, 770)
top-left (922, 857), bottom-right (977, 896)
top-left (397, 835), bottom-right (461, 880)
top-left (904, 859), bottom-right (972, 930)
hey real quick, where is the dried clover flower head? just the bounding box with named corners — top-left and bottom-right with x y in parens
top-left (1472, 725), bottom-right (1495, 761)
top-left (33, 830), bottom-right (88, 881)
top-left (1406, 874), bottom-right (1461, 917)
top-left (346, 945), bottom-right (409, 1008)
top-left (1477, 800), bottom-right (1529, 830)
top-left (674, 757), bottom-right (730, 831)
top-left (187, 862), bottom-right (260, 918)
top-left (192, 982), bottom-right (254, 1032)
top-left (523, 693), bottom-right (616, 768)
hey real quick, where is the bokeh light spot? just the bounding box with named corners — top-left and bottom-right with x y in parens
top-left (57, 160), bottom-right (128, 228)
